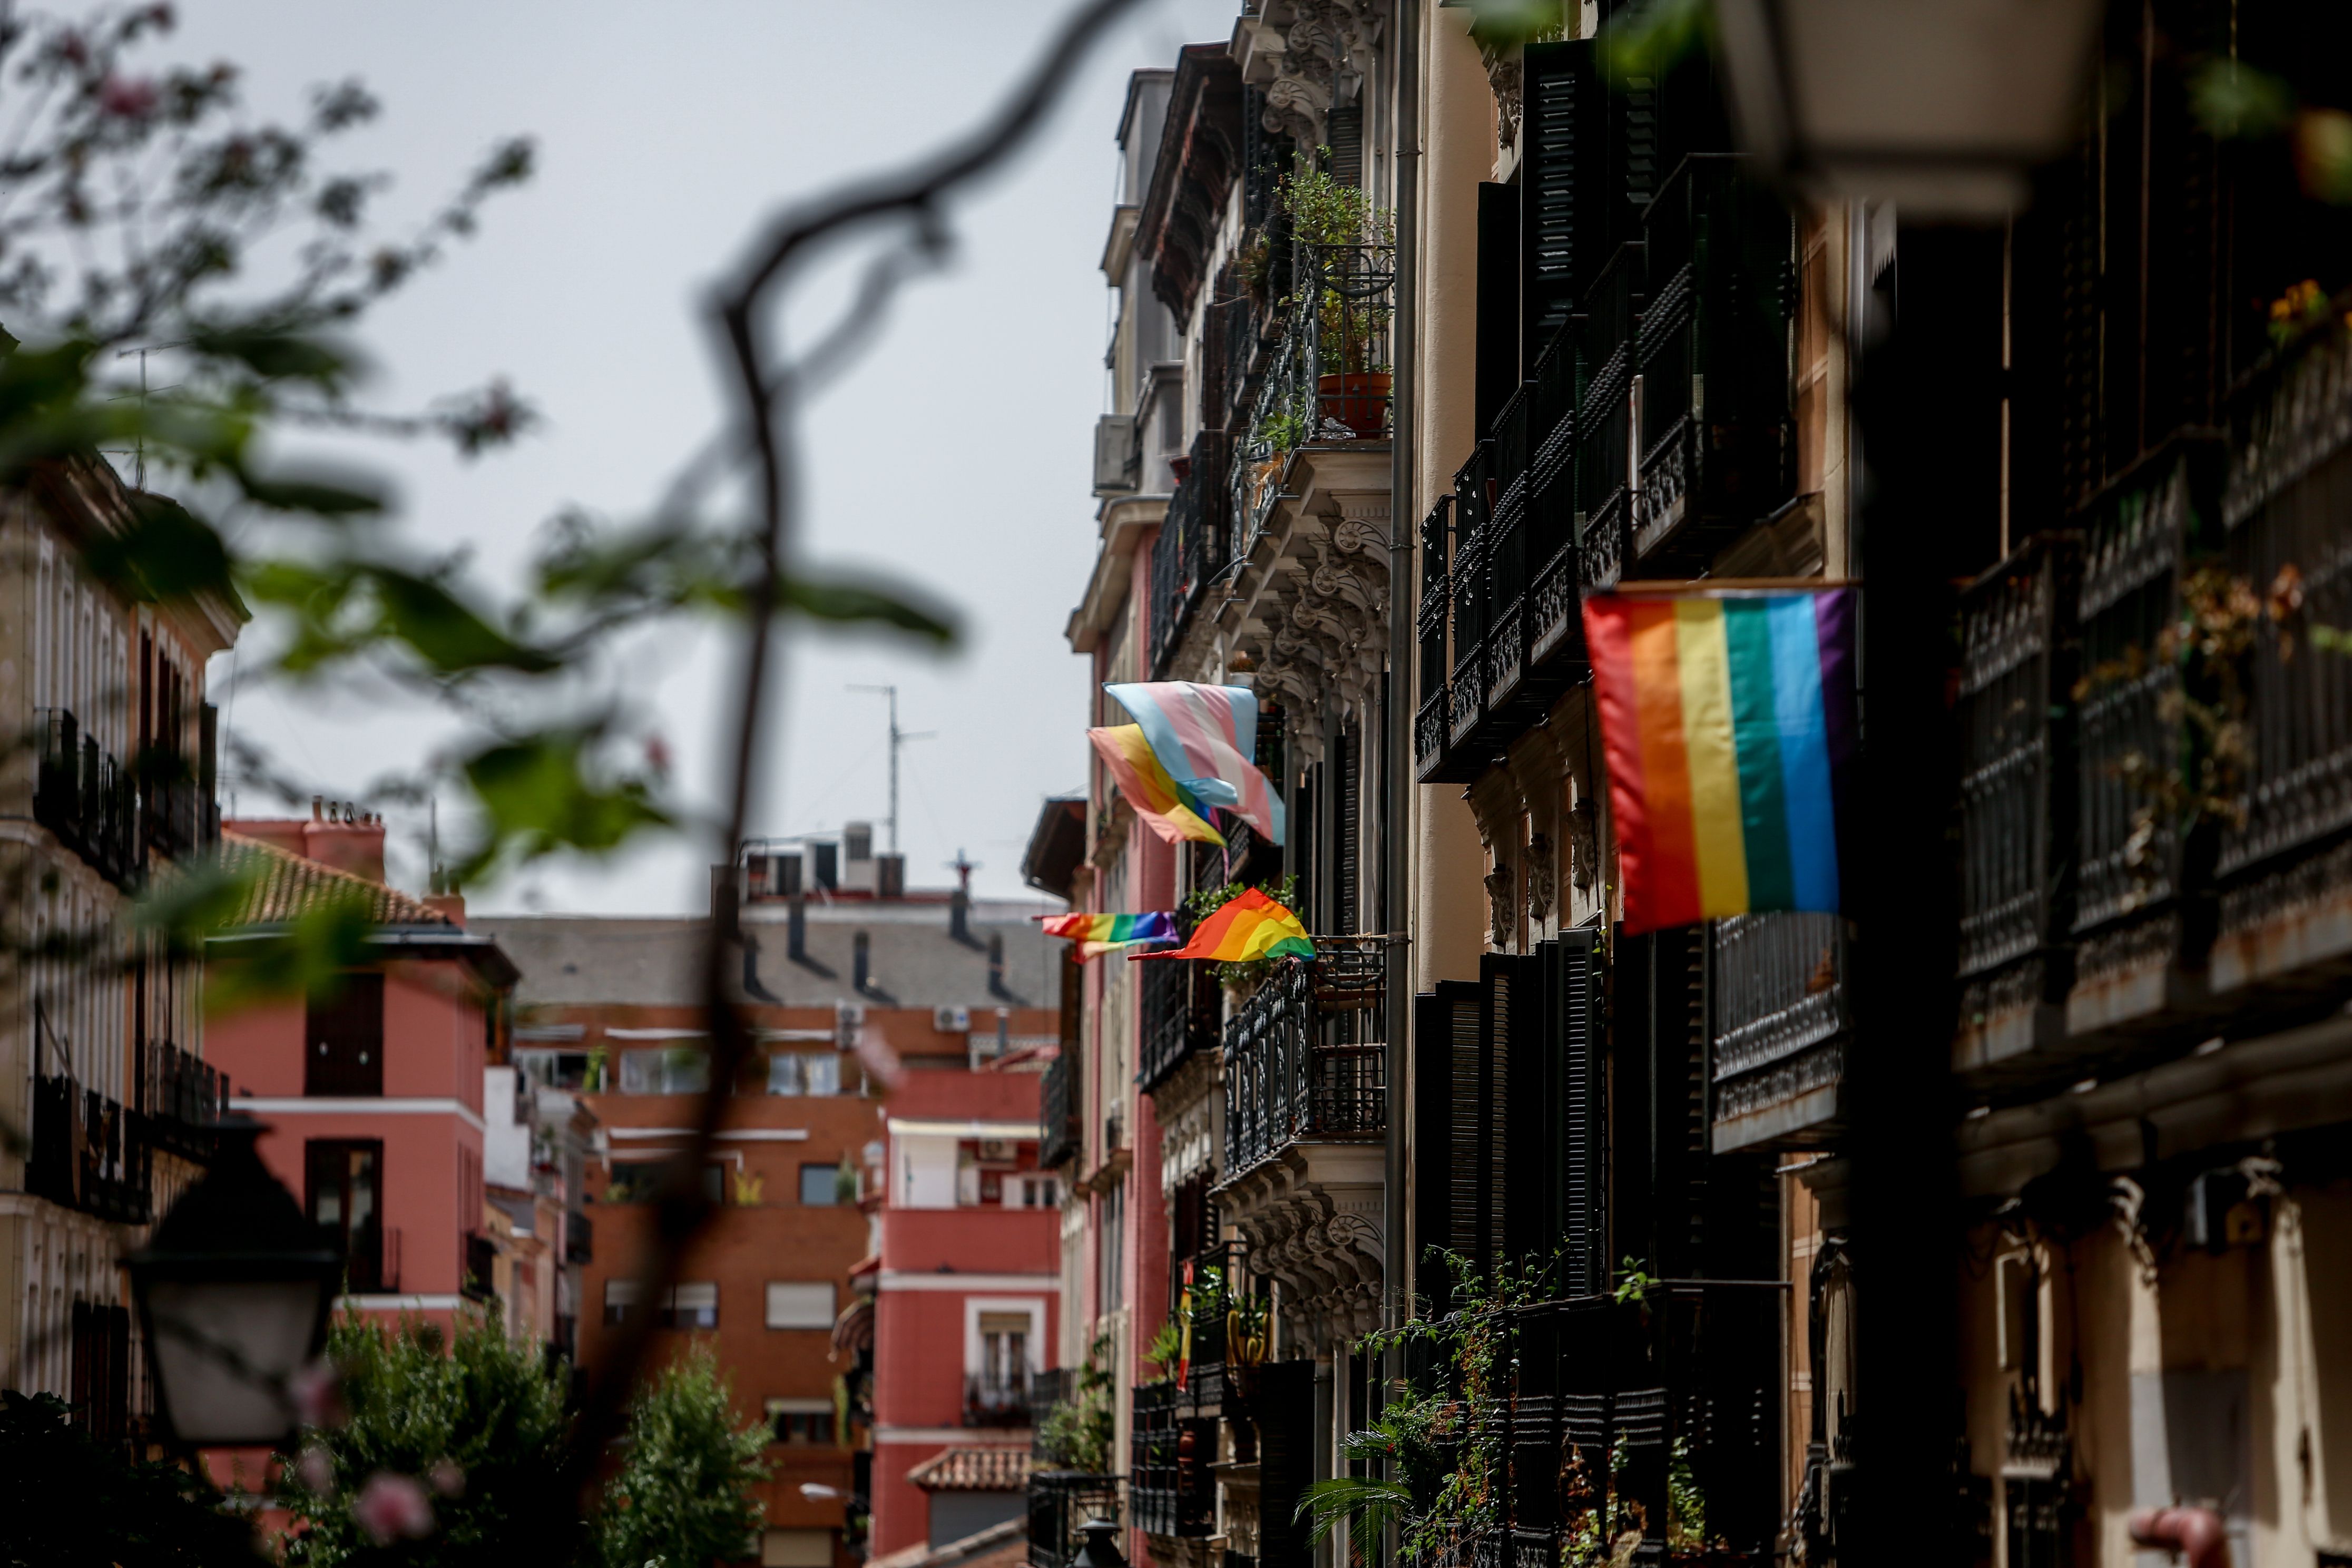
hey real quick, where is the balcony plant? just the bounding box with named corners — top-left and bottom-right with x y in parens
top-left (1036, 1332), bottom-right (1117, 1474)
top-left (1276, 155), bottom-right (1395, 438)
top-left (1182, 873), bottom-right (1300, 999)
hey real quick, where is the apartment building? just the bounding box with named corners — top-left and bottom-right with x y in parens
top-left (476, 827), bottom-right (1062, 1568)
top-left (0, 457), bottom-right (238, 1446)
top-left (1035, 4), bottom-right (2352, 1568)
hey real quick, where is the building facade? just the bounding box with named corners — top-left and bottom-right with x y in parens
top-left (0, 457), bottom-right (237, 1448)
top-left (477, 830), bottom-right (1062, 1568)
top-left (1037, 4), bottom-right (2352, 1568)
top-left (204, 808), bottom-right (524, 1341)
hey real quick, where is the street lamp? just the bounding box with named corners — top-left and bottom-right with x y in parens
top-left (126, 1114), bottom-right (343, 1448)
top-left (1073, 1518), bottom-right (1129, 1568)
top-left (1712, 0), bottom-right (2106, 218)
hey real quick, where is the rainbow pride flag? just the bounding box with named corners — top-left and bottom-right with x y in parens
top-left (1583, 588), bottom-right (1856, 936)
top-left (1088, 725), bottom-right (1224, 846)
top-left (1104, 682), bottom-right (1285, 843)
top-left (1135, 887), bottom-right (1314, 963)
top-left (1037, 911), bottom-right (1179, 960)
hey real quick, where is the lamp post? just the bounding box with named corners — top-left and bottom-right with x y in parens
top-left (1712, 0), bottom-right (2107, 217)
top-left (125, 1113), bottom-right (343, 1449)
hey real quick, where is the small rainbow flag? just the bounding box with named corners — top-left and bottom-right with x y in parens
top-left (1088, 725), bottom-right (1224, 846)
top-left (1135, 887), bottom-right (1315, 963)
top-left (1583, 588), bottom-right (1856, 936)
top-left (1104, 682), bottom-right (1285, 843)
top-left (1037, 911), bottom-right (1179, 960)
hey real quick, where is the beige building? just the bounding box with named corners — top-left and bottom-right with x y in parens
top-left (0, 457), bottom-right (239, 1444)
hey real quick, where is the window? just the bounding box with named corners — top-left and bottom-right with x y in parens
top-left (619, 1047), bottom-right (709, 1095)
top-left (306, 1140), bottom-right (385, 1291)
top-left (800, 1162), bottom-right (846, 1206)
top-left (766, 1281), bottom-right (836, 1329)
top-left (659, 1282), bottom-right (718, 1330)
top-left (305, 974), bottom-right (384, 1097)
top-left (766, 1053), bottom-right (801, 1095)
top-left (609, 1160), bottom-right (724, 1204)
top-left (978, 1311), bottom-right (1030, 1391)
top-left (805, 1054), bottom-right (840, 1096)
top-left (1097, 1183), bottom-right (1125, 1315)
top-left (603, 1279), bottom-right (640, 1326)
top-left (764, 1054), bottom-right (837, 1096)
top-left (765, 1398), bottom-right (835, 1445)
top-left (1015, 1175), bottom-right (1061, 1209)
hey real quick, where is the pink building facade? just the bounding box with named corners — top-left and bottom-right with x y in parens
top-left (203, 809), bottom-right (518, 1332)
top-left (867, 1070), bottom-right (1062, 1560)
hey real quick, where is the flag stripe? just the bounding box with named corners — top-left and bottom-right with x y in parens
top-left (1628, 603), bottom-right (1702, 928)
top-left (1723, 600), bottom-right (1793, 910)
top-left (1674, 599), bottom-right (1749, 918)
top-left (1766, 595), bottom-right (1838, 910)
top-left (1105, 682), bottom-right (1285, 842)
top-left (1087, 726), bottom-right (1224, 846)
top-left (1134, 887), bottom-right (1314, 963)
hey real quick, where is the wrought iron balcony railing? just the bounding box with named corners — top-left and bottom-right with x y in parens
top-left (34, 708), bottom-right (140, 886)
top-left (964, 1369), bottom-right (1034, 1428)
top-left (1149, 428), bottom-right (1232, 680)
top-left (141, 1040), bottom-right (226, 1161)
top-left (29, 1074), bottom-right (152, 1224)
top-left (1710, 913), bottom-right (1849, 1151)
top-left (1221, 942), bottom-right (1386, 1176)
top-left (1139, 946), bottom-right (1221, 1094)
top-left (1039, 1047), bottom-right (1080, 1171)
top-left (1226, 240), bottom-right (1395, 560)
top-left (1130, 1378), bottom-right (1216, 1537)
top-left (1026, 1471), bottom-right (1120, 1568)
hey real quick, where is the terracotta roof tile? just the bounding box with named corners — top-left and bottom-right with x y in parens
top-left (907, 1447), bottom-right (1034, 1492)
top-left (220, 833), bottom-right (456, 929)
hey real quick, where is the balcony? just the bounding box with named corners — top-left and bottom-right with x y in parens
top-left (140, 1039), bottom-right (226, 1162)
top-left (1168, 1239), bottom-right (1248, 1417)
top-left (963, 1369), bottom-right (1034, 1429)
top-left (1572, 243), bottom-right (1644, 593)
top-left (1483, 1283), bottom-right (1784, 1568)
top-left (1226, 240), bottom-right (1395, 560)
top-left (462, 1232), bottom-right (497, 1301)
top-left (1025, 1471), bottom-right (1120, 1568)
top-left (1630, 155), bottom-right (1795, 574)
top-left (1139, 946), bottom-right (1221, 1094)
top-left (1954, 535), bottom-right (2083, 1082)
top-left (34, 708), bottom-right (140, 886)
top-left (1149, 428), bottom-right (1232, 680)
top-left (28, 1075), bottom-right (151, 1224)
top-left (1709, 913), bottom-right (1849, 1153)
top-left (1040, 1048), bottom-right (1080, 1171)
top-left (1221, 947), bottom-right (1386, 1175)
top-left (1130, 1378), bottom-right (1216, 1538)
top-left (346, 1226), bottom-right (400, 1296)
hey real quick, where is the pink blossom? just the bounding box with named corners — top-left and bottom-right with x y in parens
top-left (296, 1446), bottom-right (334, 1494)
top-left (97, 74), bottom-right (158, 119)
top-left (354, 1472), bottom-right (436, 1545)
top-left (644, 734), bottom-right (672, 777)
top-left (428, 1459), bottom-right (466, 1498)
top-left (289, 1361), bottom-right (346, 1428)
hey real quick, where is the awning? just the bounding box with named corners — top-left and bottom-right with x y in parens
top-left (886, 1119), bottom-right (1040, 1141)
top-left (830, 1293), bottom-right (875, 1357)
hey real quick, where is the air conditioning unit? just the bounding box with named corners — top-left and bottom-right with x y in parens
top-left (978, 1139), bottom-right (1015, 1164)
top-left (1093, 413), bottom-right (1139, 494)
top-left (934, 1006), bottom-right (971, 1034)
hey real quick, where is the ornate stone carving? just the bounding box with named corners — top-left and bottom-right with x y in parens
top-left (1258, 1), bottom-right (1384, 151)
top-left (1485, 860), bottom-right (1516, 948)
top-left (1524, 832), bottom-right (1555, 924)
top-left (1569, 797), bottom-right (1599, 893)
top-left (1483, 44), bottom-right (1525, 156)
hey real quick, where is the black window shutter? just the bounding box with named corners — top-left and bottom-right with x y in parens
top-left (306, 972), bottom-right (386, 1097)
top-left (1335, 723), bottom-right (1360, 935)
top-left (1326, 104), bottom-right (1363, 188)
top-left (1476, 953), bottom-right (1524, 1278)
top-left (1553, 929), bottom-right (1608, 1297)
top-left (1520, 41), bottom-right (1604, 368)
top-left (1476, 182), bottom-right (1521, 439)
top-left (1413, 982), bottom-right (1479, 1312)
top-left (1502, 948), bottom-right (1552, 1269)
top-left (1255, 1359), bottom-right (1317, 1568)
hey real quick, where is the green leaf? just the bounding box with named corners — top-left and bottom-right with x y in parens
top-left (782, 569), bottom-right (958, 644)
top-left (205, 888), bottom-right (382, 1016)
top-left (457, 729), bottom-right (671, 878)
top-left (79, 494), bottom-right (236, 603)
top-left (231, 464), bottom-right (388, 517)
top-left (365, 566), bottom-right (560, 674)
top-left (186, 324), bottom-right (363, 389)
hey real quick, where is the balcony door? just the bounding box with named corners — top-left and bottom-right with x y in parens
top-left (307, 1139), bottom-right (385, 1292)
top-left (306, 973), bottom-right (384, 1096)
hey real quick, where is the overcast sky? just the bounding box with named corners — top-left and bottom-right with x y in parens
top-left (173, 0), bottom-right (1233, 913)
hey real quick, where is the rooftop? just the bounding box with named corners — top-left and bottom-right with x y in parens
top-left (219, 832), bottom-right (455, 930)
top-left (906, 1447), bottom-right (1035, 1493)
top-left (475, 897), bottom-right (1065, 1012)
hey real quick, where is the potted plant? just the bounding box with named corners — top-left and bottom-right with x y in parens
top-left (1277, 154), bottom-right (1395, 438)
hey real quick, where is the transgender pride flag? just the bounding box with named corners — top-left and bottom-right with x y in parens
top-left (1104, 682), bottom-right (1285, 844)
top-left (1583, 588), bottom-right (1856, 936)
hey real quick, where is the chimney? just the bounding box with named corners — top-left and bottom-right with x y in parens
top-left (987, 933), bottom-right (1006, 997)
top-left (788, 895), bottom-right (807, 959)
top-left (949, 887), bottom-right (971, 943)
top-left (876, 852), bottom-right (906, 899)
top-left (424, 891), bottom-right (467, 925)
top-left (299, 799), bottom-right (387, 885)
top-left (852, 930), bottom-right (871, 993)
top-left (775, 851), bottom-right (803, 899)
top-left (811, 840), bottom-right (839, 892)
top-left (844, 822), bottom-right (873, 864)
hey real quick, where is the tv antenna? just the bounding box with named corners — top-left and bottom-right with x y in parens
top-left (847, 684), bottom-right (933, 854)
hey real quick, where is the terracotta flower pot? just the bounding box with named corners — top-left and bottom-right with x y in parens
top-left (1318, 370), bottom-right (1392, 438)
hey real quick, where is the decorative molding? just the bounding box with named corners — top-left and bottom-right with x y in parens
top-left (1252, 1), bottom-right (1384, 151)
top-left (1524, 833), bottom-right (1555, 924)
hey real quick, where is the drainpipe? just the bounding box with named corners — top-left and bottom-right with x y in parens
top-left (1384, 0), bottom-right (1422, 1354)
top-left (2129, 1508), bottom-right (2229, 1568)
